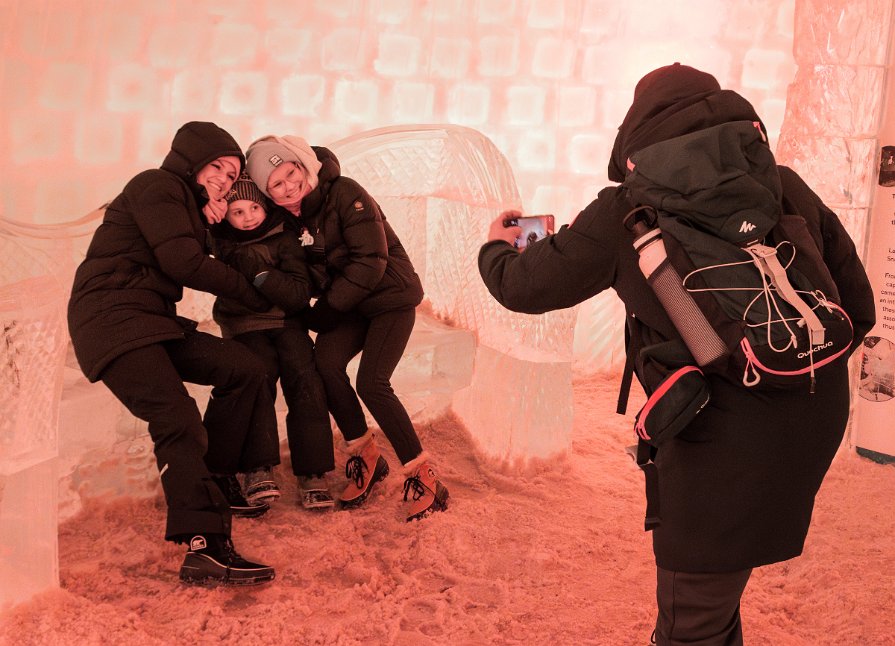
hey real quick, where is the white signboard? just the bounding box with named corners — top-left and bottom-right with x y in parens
top-left (853, 66), bottom-right (895, 462)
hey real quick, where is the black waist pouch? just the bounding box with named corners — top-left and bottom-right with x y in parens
top-left (634, 340), bottom-right (711, 447)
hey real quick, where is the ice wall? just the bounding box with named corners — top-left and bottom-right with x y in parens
top-left (776, 0), bottom-right (893, 447)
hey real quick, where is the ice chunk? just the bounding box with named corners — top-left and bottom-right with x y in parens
top-left (0, 459), bottom-right (58, 608)
top-left (0, 274), bottom-right (66, 608)
top-left (453, 345), bottom-right (574, 460)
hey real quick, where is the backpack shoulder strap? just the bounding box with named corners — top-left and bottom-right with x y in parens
top-left (618, 312), bottom-right (663, 532)
top-left (616, 312), bottom-right (636, 415)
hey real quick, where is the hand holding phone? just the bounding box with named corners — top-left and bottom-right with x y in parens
top-left (505, 214), bottom-right (555, 249)
top-left (488, 210), bottom-right (522, 246)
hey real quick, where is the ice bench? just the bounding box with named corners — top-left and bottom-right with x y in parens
top-left (56, 307), bottom-right (476, 520)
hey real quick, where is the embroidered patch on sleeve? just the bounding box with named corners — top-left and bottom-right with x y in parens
top-left (353, 200), bottom-right (364, 212)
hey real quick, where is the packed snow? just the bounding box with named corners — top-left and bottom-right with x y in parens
top-left (1, 374), bottom-right (893, 645)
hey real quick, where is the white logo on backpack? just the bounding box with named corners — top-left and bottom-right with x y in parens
top-left (739, 221), bottom-right (757, 233)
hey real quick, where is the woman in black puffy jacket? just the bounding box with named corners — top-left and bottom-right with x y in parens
top-left (245, 135), bottom-right (449, 522)
top-left (478, 65), bottom-right (875, 644)
top-left (68, 122), bottom-right (276, 585)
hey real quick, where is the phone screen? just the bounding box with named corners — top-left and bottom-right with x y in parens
top-left (512, 215), bottom-right (555, 249)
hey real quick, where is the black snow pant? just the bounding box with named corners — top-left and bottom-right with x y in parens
top-left (654, 566), bottom-right (753, 646)
top-left (234, 327), bottom-right (335, 477)
top-left (99, 330), bottom-right (277, 541)
top-left (314, 307), bottom-right (423, 465)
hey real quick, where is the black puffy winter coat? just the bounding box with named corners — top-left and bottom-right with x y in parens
top-left (211, 209), bottom-right (312, 338)
top-left (279, 147), bottom-right (424, 317)
top-left (68, 122), bottom-right (265, 381)
top-left (478, 64), bottom-right (875, 573)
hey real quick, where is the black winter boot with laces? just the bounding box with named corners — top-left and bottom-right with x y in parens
top-left (179, 534), bottom-right (275, 586)
top-left (211, 474), bottom-right (269, 518)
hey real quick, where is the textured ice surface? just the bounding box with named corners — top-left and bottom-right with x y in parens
top-left (453, 345), bottom-right (574, 460)
top-left (0, 459), bottom-right (58, 608)
top-left (0, 213), bottom-right (100, 473)
top-left (0, 221), bottom-right (71, 607)
top-left (0, 278), bottom-right (67, 473)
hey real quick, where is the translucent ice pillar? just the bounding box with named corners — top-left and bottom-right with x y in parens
top-left (330, 125), bottom-right (577, 460)
top-left (778, 0), bottom-right (892, 252)
top-left (0, 210), bottom-right (115, 605)
top-left (0, 218), bottom-right (72, 607)
top-left (779, 1), bottom-right (894, 454)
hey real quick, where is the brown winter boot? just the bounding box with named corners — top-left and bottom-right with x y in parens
top-left (402, 453), bottom-right (449, 522)
top-left (339, 431), bottom-right (390, 508)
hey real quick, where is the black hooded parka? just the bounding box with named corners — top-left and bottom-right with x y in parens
top-left (68, 122), bottom-right (265, 381)
top-left (478, 64), bottom-right (875, 573)
top-left (280, 146), bottom-right (424, 317)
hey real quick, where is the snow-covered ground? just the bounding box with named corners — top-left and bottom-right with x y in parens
top-left (1, 374), bottom-right (893, 645)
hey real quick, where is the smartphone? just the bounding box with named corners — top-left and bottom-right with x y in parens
top-left (507, 215), bottom-right (555, 249)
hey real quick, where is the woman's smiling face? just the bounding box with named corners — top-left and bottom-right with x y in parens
top-left (196, 156), bottom-right (241, 201)
top-left (266, 162), bottom-right (310, 208)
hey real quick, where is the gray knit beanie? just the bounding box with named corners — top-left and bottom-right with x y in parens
top-left (245, 135), bottom-right (323, 197)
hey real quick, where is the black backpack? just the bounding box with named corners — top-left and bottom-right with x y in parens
top-left (623, 204), bottom-right (854, 394)
top-left (616, 121), bottom-right (853, 529)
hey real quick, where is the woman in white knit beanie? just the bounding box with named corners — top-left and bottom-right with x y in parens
top-left (245, 134), bottom-right (449, 522)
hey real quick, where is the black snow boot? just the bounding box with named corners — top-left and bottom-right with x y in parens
top-left (179, 534), bottom-right (275, 586)
top-left (211, 474), bottom-right (269, 518)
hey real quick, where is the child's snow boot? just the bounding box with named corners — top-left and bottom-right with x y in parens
top-left (299, 474), bottom-right (335, 510)
top-left (211, 474), bottom-right (269, 518)
top-left (243, 466), bottom-right (281, 506)
top-left (402, 454), bottom-right (449, 521)
top-left (339, 431), bottom-right (389, 508)
top-left (179, 533), bottom-right (275, 586)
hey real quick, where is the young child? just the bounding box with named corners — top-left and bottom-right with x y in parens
top-left (212, 173), bottom-right (337, 510)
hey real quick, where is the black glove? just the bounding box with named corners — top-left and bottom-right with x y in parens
top-left (302, 297), bottom-right (344, 333)
top-left (231, 250), bottom-right (270, 282)
top-left (241, 286), bottom-right (272, 313)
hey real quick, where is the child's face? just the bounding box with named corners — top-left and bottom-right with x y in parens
top-left (225, 199), bottom-right (267, 231)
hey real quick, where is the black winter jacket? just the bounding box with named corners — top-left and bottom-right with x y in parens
top-left (478, 64), bottom-right (875, 572)
top-left (279, 147), bottom-right (424, 317)
top-left (68, 122), bottom-right (266, 381)
top-left (211, 209), bottom-right (312, 338)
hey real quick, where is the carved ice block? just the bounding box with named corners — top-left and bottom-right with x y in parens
top-left (0, 277), bottom-right (67, 474)
top-left (0, 459), bottom-right (58, 608)
top-left (0, 276), bottom-right (66, 608)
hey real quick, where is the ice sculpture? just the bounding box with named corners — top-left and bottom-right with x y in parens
top-left (0, 217), bottom-right (75, 607)
top-left (330, 125), bottom-right (578, 459)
